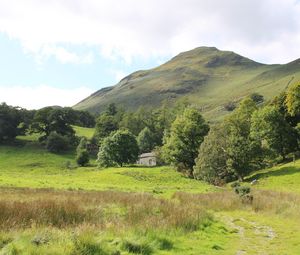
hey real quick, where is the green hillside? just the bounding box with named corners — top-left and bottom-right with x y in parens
top-left (1, 134), bottom-right (300, 254)
top-left (74, 47), bottom-right (300, 119)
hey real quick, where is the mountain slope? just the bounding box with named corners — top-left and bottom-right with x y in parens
top-left (74, 47), bottom-right (300, 120)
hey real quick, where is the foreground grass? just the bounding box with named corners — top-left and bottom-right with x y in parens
top-left (0, 188), bottom-right (239, 255)
top-left (1, 188), bottom-right (300, 254)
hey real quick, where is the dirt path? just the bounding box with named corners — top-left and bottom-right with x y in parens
top-left (220, 214), bottom-right (276, 255)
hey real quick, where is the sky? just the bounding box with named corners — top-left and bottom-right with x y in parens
top-left (0, 0), bottom-right (300, 109)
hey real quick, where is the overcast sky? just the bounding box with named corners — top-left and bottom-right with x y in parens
top-left (0, 0), bottom-right (300, 109)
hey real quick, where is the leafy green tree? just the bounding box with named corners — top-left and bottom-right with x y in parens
top-left (31, 107), bottom-right (75, 142)
top-left (194, 124), bottom-right (231, 185)
top-left (75, 110), bottom-right (95, 127)
top-left (76, 137), bottom-right (90, 166)
top-left (106, 103), bottom-right (118, 116)
top-left (94, 114), bottom-right (118, 142)
top-left (137, 127), bottom-right (156, 153)
top-left (224, 98), bottom-right (261, 180)
top-left (119, 108), bottom-right (147, 136)
top-left (97, 130), bottom-right (139, 167)
top-left (0, 103), bottom-right (22, 143)
top-left (286, 82), bottom-right (300, 116)
top-left (46, 132), bottom-right (69, 153)
top-left (251, 106), bottom-right (298, 160)
top-left (162, 108), bottom-right (209, 175)
top-left (195, 97), bottom-right (262, 183)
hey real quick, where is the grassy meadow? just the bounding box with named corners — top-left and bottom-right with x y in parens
top-left (1, 128), bottom-right (300, 254)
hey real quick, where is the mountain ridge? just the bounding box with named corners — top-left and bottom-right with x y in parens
top-left (74, 46), bottom-right (300, 120)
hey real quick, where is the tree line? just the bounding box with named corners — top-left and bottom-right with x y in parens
top-left (1, 82), bottom-right (300, 185)
top-left (0, 105), bottom-right (95, 150)
top-left (94, 83), bottom-right (300, 185)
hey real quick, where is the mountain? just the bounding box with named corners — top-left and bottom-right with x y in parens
top-left (74, 47), bottom-right (300, 120)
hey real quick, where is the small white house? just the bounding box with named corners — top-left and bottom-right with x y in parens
top-left (137, 152), bottom-right (157, 166)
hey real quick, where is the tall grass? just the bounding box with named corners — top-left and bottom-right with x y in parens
top-left (0, 188), bottom-right (212, 232)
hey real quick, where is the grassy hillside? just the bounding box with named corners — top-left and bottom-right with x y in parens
top-left (2, 133), bottom-right (300, 254)
top-left (74, 47), bottom-right (300, 120)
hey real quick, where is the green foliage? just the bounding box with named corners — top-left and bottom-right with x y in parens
top-left (97, 130), bottom-right (139, 167)
top-left (31, 107), bottom-right (75, 142)
top-left (224, 101), bottom-right (236, 111)
top-left (195, 98), bottom-right (261, 184)
top-left (137, 127), bottom-right (156, 153)
top-left (46, 132), bottom-right (69, 153)
top-left (251, 106), bottom-right (298, 159)
top-left (250, 92), bottom-right (264, 104)
top-left (0, 103), bottom-right (22, 143)
top-left (225, 98), bottom-right (261, 180)
top-left (94, 114), bottom-right (118, 142)
top-left (162, 108), bottom-right (209, 174)
top-left (76, 137), bottom-right (89, 166)
top-left (194, 124), bottom-right (233, 185)
top-left (286, 82), bottom-right (300, 116)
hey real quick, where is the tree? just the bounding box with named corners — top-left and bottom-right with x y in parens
top-left (46, 132), bottom-right (69, 153)
top-left (195, 97), bottom-right (262, 183)
top-left (162, 108), bottom-right (209, 175)
top-left (224, 98), bottom-right (261, 180)
top-left (137, 127), bottom-right (156, 153)
top-left (75, 111), bottom-right (95, 127)
top-left (0, 103), bottom-right (22, 143)
top-left (31, 107), bottom-right (75, 142)
top-left (76, 137), bottom-right (90, 166)
top-left (106, 103), bottom-right (118, 116)
top-left (194, 124), bottom-right (231, 185)
top-left (251, 106), bottom-right (298, 160)
top-left (94, 114), bottom-right (118, 142)
top-left (97, 130), bottom-right (139, 167)
top-left (286, 82), bottom-right (300, 116)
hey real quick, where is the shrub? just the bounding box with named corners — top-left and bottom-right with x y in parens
top-left (45, 132), bottom-right (69, 153)
top-left (250, 92), bottom-right (264, 104)
top-left (76, 137), bottom-right (90, 166)
top-left (76, 150), bottom-right (90, 166)
top-left (224, 101), bottom-right (236, 111)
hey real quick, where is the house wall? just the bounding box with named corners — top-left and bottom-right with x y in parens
top-left (138, 156), bottom-right (157, 166)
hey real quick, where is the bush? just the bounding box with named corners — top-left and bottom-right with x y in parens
top-left (46, 132), bottom-right (69, 153)
top-left (76, 150), bottom-right (90, 166)
top-left (250, 92), bottom-right (264, 104)
top-left (224, 101), bottom-right (236, 111)
top-left (76, 137), bottom-right (90, 166)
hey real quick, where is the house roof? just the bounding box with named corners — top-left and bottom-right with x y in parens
top-left (139, 152), bottom-right (156, 158)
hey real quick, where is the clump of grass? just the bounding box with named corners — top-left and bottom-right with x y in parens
top-left (0, 232), bottom-right (13, 249)
top-left (71, 233), bottom-right (115, 255)
top-left (152, 236), bottom-right (173, 250)
top-left (121, 238), bottom-right (153, 255)
top-left (31, 231), bottom-right (51, 246)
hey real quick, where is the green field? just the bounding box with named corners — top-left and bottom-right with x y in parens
top-left (1, 131), bottom-right (300, 254)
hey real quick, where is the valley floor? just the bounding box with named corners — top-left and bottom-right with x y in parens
top-left (1, 138), bottom-right (300, 254)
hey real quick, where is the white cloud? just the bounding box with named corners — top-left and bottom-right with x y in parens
top-left (37, 45), bottom-right (94, 65)
top-left (0, 85), bottom-right (93, 109)
top-left (0, 0), bottom-right (300, 64)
